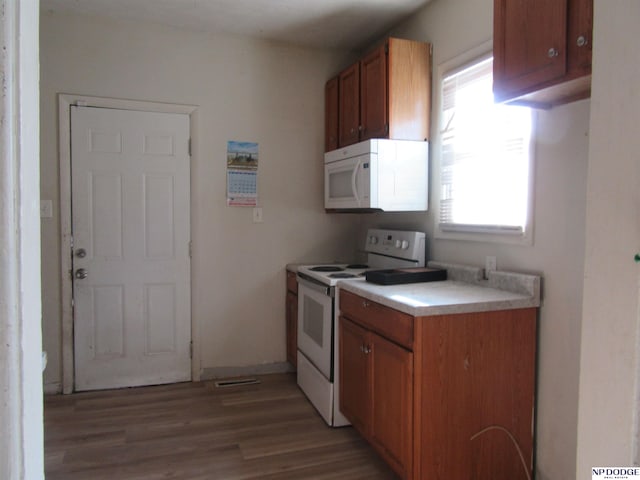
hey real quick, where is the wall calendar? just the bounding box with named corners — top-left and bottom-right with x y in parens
top-left (226, 140), bottom-right (258, 207)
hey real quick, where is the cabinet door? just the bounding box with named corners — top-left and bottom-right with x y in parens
top-left (360, 44), bottom-right (388, 141)
top-left (419, 309), bottom-right (536, 480)
top-left (286, 291), bottom-right (297, 368)
top-left (493, 0), bottom-right (568, 100)
top-left (325, 76), bottom-right (339, 152)
top-left (339, 317), bottom-right (370, 433)
top-left (387, 38), bottom-right (431, 142)
top-left (338, 63), bottom-right (360, 147)
top-left (567, 0), bottom-right (593, 75)
top-left (370, 332), bottom-right (413, 479)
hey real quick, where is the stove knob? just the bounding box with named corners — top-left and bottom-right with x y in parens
top-left (395, 240), bottom-right (401, 248)
top-left (401, 240), bottom-right (409, 249)
top-left (369, 235), bottom-right (378, 245)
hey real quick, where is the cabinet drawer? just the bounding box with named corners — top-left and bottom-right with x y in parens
top-left (286, 271), bottom-right (298, 294)
top-left (340, 290), bottom-right (413, 350)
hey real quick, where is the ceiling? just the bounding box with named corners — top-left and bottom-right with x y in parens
top-left (40, 0), bottom-right (432, 50)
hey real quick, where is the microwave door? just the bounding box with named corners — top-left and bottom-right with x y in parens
top-left (325, 158), bottom-right (361, 208)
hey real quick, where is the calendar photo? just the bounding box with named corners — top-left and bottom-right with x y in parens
top-left (227, 140), bottom-right (258, 169)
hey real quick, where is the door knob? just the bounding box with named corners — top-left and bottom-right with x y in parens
top-left (75, 268), bottom-right (88, 279)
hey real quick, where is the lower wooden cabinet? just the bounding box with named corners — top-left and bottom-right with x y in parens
top-left (339, 289), bottom-right (537, 480)
top-left (285, 271), bottom-right (297, 369)
top-left (339, 318), bottom-right (370, 432)
top-left (340, 317), bottom-right (413, 478)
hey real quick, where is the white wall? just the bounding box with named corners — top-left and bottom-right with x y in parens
top-left (364, 1), bottom-right (591, 478)
top-left (576, 0), bottom-right (640, 476)
top-left (0, 0), bottom-right (44, 478)
top-left (39, 11), bottom-right (360, 389)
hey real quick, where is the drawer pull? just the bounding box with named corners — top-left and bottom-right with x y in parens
top-left (362, 300), bottom-right (371, 308)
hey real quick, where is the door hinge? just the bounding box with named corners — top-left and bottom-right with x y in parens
top-left (189, 241), bottom-right (193, 258)
top-left (189, 341), bottom-right (193, 359)
top-left (188, 138), bottom-right (192, 157)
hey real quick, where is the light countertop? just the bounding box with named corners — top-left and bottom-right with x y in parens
top-left (337, 261), bottom-right (541, 317)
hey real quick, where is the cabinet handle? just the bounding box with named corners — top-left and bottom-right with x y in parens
top-left (576, 35), bottom-right (588, 47)
top-left (362, 300), bottom-right (370, 308)
top-left (364, 345), bottom-right (371, 354)
top-left (547, 47), bottom-right (559, 58)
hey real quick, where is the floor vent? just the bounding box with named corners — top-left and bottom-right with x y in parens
top-left (214, 378), bottom-right (261, 388)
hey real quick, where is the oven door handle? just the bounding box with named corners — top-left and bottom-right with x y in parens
top-left (297, 273), bottom-right (335, 298)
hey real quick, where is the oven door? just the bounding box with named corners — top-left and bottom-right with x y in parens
top-left (297, 277), bottom-right (333, 380)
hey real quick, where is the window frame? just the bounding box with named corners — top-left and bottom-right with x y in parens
top-left (432, 42), bottom-right (537, 246)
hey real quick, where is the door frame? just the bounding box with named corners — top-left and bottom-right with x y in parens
top-left (58, 94), bottom-right (200, 394)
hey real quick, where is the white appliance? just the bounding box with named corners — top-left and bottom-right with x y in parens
top-left (324, 139), bottom-right (429, 211)
top-left (296, 228), bottom-right (426, 426)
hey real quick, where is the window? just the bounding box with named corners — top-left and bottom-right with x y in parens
top-left (439, 55), bottom-right (534, 239)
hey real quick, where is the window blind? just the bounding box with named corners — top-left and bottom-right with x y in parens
top-left (439, 56), bottom-right (532, 234)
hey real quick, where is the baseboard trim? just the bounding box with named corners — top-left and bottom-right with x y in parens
top-left (44, 382), bottom-right (62, 395)
top-left (200, 362), bottom-right (294, 380)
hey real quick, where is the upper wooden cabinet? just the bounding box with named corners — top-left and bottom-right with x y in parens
top-left (338, 63), bottom-right (360, 148)
top-left (360, 45), bottom-right (388, 141)
top-left (493, 0), bottom-right (593, 108)
top-left (324, 77), bottom-right (339, 152)
top-left (328, 37), bottom-right (432, 151)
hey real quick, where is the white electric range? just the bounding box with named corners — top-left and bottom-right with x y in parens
top-left (296, 228), bottom-right (426, 426)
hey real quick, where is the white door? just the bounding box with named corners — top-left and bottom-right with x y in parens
top-left (71, 106), bottom-right (191, 391)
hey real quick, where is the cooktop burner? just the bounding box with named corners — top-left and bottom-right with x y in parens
top-left (310, 266), bottom-right (344, 272)
top-left (328, 273), bottom-right (358, 279)
top-left (345, 264), bottom-right (369, 269)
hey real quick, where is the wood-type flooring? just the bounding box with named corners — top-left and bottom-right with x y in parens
top-left (44, 373), bottom-right (397, 479)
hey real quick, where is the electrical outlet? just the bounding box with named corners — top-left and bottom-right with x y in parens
top-left (485, 256), bottom-right (497, 274)
top-left (252, 207), bottom-right (263, 223)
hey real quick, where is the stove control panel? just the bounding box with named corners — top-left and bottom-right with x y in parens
top-left (365, 228), bottom-right (426, 263)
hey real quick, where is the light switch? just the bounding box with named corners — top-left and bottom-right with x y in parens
top-left (40, 200), bottom-right (53, 218)
top-left (252, 207), bottom-right (263, 223)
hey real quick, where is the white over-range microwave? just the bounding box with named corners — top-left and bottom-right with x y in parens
top-left (324, 138), bottom-right (429, 211)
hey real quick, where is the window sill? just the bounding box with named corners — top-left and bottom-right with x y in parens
top-left (435, 223), bottom-right (533, 246)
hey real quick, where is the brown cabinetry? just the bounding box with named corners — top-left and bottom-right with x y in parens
top-left (493, 0), bottom-right (593, 108)
top-left (328, 37), bottom-right (432, 151)
top-left (338, 63), bottom-right (360, 148)
top-left (339, 289), bottom-right (537, 480)
top-left (359, 45), bottom-right (388, 141)
top-left (324, 76), bottom-right (339, 152)
top-left (340, 317), bottom-right (413, 479)
top-left (285, 271), bottom-right (297, 369)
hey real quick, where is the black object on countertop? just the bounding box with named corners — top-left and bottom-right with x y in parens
top-left (365, 267), bottom-right (447, 285)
